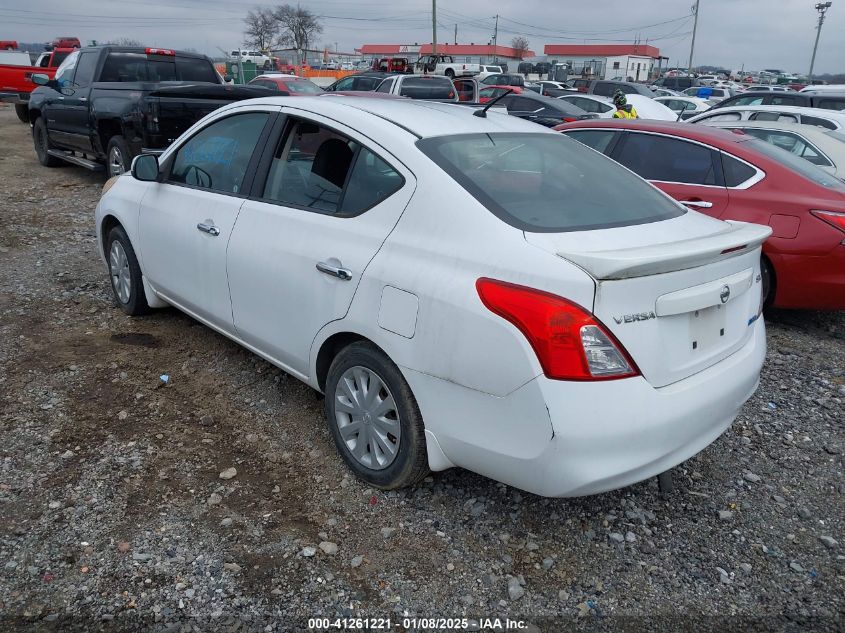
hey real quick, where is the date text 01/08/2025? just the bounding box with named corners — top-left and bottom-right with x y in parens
top-left (307, 617), bottom-right (529, 630)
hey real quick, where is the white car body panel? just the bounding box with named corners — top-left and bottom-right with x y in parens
top-left (686, 105), bottom-right (845, 130)
top-left (624, 95), bottom-right (677, 121)
top-left (95, 95), bottom-right (768, 497)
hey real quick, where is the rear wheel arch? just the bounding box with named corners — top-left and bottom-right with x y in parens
top-left (315, 332), bottom-right (368, 392)
top-left (761, 253), bottom-right (777, 309)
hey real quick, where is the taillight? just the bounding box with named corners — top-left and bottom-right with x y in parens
top-left (476, 278), bottom-right (639, 381)
top-left (562, 117), bottom-right (578, 123)
top-left (811, 210), bottom-right (845, 234)
top-left (146, 48), bottom-right (175, 56)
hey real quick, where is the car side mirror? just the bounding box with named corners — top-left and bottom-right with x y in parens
top-left (31, 73), bottom-right (51, 86)
top-left (131, 154), bottom-right (160, 182)
top-left (223, 74), bottom-right (233, 83)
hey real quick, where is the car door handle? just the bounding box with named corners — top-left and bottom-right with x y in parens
top-left (316, 261), bottom-right (352, 280)
top-left (681, 200), bottom-right (714, 209)
top-left (196, 222), bottom-right (220, 236)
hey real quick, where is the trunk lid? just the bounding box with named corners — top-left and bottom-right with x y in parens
top-left (525, 213), bottom-right (772, 387)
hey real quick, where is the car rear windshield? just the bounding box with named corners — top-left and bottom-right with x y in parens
top-left (100, 52), bottom-right (218, 83)
top-left (285, 80), bottom-right (322, 94)
top-left (417, 133), bottom-right (685, 232)
top-left (398, 76), bottom-right (455, 99)
top-left (745, 137), bottom-right (845, 189)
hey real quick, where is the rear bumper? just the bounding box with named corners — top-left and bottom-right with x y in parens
top-left (408, 318), bottom-right (765, 497)
top-left (770, 244), bottom-right (845, 310)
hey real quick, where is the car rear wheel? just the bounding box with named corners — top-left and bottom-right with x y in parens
top-left (32, 117), bottom-right (61, 167)
top-left (445, 68), bottom-right (455, 79)
top-left (106, 226), bottom-right (150, 316)
top-left (325, 342), bottom-right (429, 489)
top-left (14, 104), bottom-right (28, 123)
top-left (761, 256), bottom-right (776, 310)
top-left (106, 135), bottom-right (132, 177)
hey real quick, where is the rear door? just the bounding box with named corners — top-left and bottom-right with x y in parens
top-left (227, 111), bottom-right (416, 376)
top-left (610, 131), bottom-right (731, 218)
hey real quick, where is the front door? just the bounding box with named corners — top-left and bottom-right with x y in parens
top-left (61, 50), bottom-right (98, 151)
top-left (138, 109), bottom-right (275, 332)
top-left (228, 112), bottom-right (415, 377)
top-left (611, 131), bottom-right (731, 219)
top-left (42, 50), bottom-right (80, 149)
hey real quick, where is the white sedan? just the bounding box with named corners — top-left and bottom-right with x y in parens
top-left (653, 96), bottom-right (713, 120)
top-left (557, 94), bottom-right (615, 118)
top-left (95, 96), bottom-right (770, 497)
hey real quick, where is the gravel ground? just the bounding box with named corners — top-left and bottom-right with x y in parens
top-left (0, 106), bottom-right (843, 632)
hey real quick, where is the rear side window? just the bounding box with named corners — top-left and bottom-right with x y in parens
top-left (398, 76), bottom-right (455, 99)
top-left (262, 119), bottom-right (404, 215)
top-left (592, 82), bottom-right (614, 97)
top-left (738, 129), bottom-right (831, 167)
top-left (375, 78), bottom-right (393, 93)
top-left (746, 138), bottom-right (844, 189)
top-left (100, 52), bottom-right (217, 83)
top-left (750, 112), bottom-right (798, 123)
top-left (770, 95), bottom-right (799, 106)
top-left (616, 133), bottom-right (718, 185)
top-left (801, 115), bottom-right (837, 130)
top-left (417, 133), bottom-right (684, 233)
top-left (818, 98), bottom-right (845, 111)
top-left (565, 130), bottom-right (619, 154)
top-left (285, 80), bottom-right (322, 94)
top-left (169, 113), bottom-right (269, 194)
top-left (721, 153), bottom-right (758, 187)
top-left (733, 96), bottom-right (765, 106)
top-left (699, 112), bottom-right (742, 122)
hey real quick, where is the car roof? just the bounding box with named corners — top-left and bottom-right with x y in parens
top-left (556, 119), bottom-right (750, 145)
top-left (698, 119), bottom-right (838, 138)
top-left (687, 104), bottom-right (845, 120)
top-left (222, 95), bottom-right (545, 138)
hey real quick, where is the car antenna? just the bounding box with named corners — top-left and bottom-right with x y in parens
top-left (676, 102), bottom-right (689, 122)
top-left (474, 88), bottom-right (514, 118)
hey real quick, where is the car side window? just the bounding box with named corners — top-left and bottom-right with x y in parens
top-left (818, 98), bottom-right (845, 111)
top-left (616, 133), bottom-right (718, 185)
top-left (507, 96), bottom-right (539, 112)
top-left (741, 129), bottom-right (831, 166)
top-left (770, 95), bottom-right (798, 106)
top-left (721, 153), bottom-right (758, 187)
top-left (733, 96), bottom-right (765, 106)
top-left (169, 113), bottom-right (269, 194)
top-left (69, 51), bottom-right (98, 87)
top-left (592, 82), bottom-right (613, 97)
top-left (53, 50), bottom-right (79, 86)
top-left (801, 115), bottom-right (837, 130)
top-left (334, 76), bottom-right (355, 91)
top-left (375, 78), bottom-right (393, 93)
top-left (701, 112), bottom-right (742, 122)
top-left (261, 119), bottom-right (403, 216)
top-left (565, 130), bottom-right (619, 154)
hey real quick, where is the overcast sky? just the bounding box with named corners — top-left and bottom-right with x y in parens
top-left (4, 0), bottom-right (843, 74)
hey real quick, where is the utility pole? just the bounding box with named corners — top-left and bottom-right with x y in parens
top-left (809, 2), bottom-right (832, 81)
top-left (493, 14), bottom-right (499, 63)
top-left (454, 24), bottom-right (457, 45)
top-left (687, 0), bottom-right (700, 75)
top-left (432, 0), bottom-right (437, 56)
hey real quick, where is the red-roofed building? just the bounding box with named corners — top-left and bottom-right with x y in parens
top-left (358, 43), bottom-right (535, 68)
top-left (543, 44), bottom-right (663, 81)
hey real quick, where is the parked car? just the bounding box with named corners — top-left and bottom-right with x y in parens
top-left (0, 50), bottom-right (67, 122)
top-left (557, 94), bottom-right (615, 118)
top-left (29, 46), bottom-right (267, 175)
top-left (48, 37), bottom-right (80, 50)
top-left (686, 105), bottom-right (845, 131)
top-left (324, 72), bottom-right (394, 92)
top-left (528, 80), bottom-right (573, 97)
top-left (480, 73), bottom-right (524, 87)
top-left (800, 84), bottom-right (845, 93)
top-left (710, 90), bottom-right (845, 112)
top-left (651, 87), bottom-right (685, 97)
top-left (558, 119), bottom-right (845, 309)
top-left (452, 77), bottom-right (482, 103)
top-left (566, 78), bottom-right (592, 92)
top-left (653, 96), bottom-right (712, 120)
top-left (745, 85), bottom-right (793, 92)
top-left (371, 57), bottom-right (411, 74)
top-left (700, 121), bottom-right (845, 179)
top-left (653, 76), bottom-right (699, 92)
top-left (249, 74), bottom-right (322, 95)
top-left (492, 91), bottom-right (597, 126)
top-left (97, 95), bottom-right (769, 496)
top-left (415, 54), bottom-right (479, 78)
top-left (229, 49), bottom-right (272, 69)
top-left (624, 95), bottom-right (678, 121)
top-left (375, 74), bottom-right (457, 101)
top-left (683, 86), bottom-right (735, 101)
top-left (586, 80), bottom-right (655, 98)
top-left (476, 65), bottom-right (502, 81)
top-left (0, 40), bottom-right (18, 50)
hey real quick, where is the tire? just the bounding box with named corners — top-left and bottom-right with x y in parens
top-left (14, 104), bottom-right (28, 123)
top-left (325, 342), bottom-right (429, 490)
top-left (106, 225), bottom-right (150, 316)
top-left (445, 68), bottom-right (455, 79)
top-left (32, 117), bottom-right (61, 167)
top-left (761, 256), bottom-right (776, 310)
top-left (106, 135), bottom-right (132, 177)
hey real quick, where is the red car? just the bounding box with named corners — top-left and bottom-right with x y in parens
top-left (556, 120), bottom-right (845, 310)
top-left (248, 74), bottom-right (323, 95)
top-left (479, 85), bottom-right (523, 103)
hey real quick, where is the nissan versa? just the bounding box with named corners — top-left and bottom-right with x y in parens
top-left (95, 96), bottom-right (771, 497)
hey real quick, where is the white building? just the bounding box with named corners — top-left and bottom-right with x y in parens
top-left (543, 44), bottom-right (664, 81)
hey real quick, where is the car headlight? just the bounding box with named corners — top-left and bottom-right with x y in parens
top-left (102, 175), bottom-right (119, 196)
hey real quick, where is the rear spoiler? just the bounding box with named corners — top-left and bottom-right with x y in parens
top-left (557, 221), bottom-right (773, 280)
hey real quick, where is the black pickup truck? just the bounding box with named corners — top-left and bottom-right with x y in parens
top-left (28, 46), bottom-right (271, 175)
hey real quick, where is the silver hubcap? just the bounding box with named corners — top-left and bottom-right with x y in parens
top-left (109, 146), bottom-right (125, 177)
top-left (109, 241), bottom-right (131, 304)
top-left (334, 366), bottom-right (400, 470)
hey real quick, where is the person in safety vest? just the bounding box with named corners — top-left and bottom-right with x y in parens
top-left (612, 90), bottom-right (638, 119)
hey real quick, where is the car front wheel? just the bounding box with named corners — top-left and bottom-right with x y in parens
top-left (106, 135), bottom-right (132, 177)
top-left (106, 225), bottom-right (150, 316)
top-left (33, 117), bottom-right (61, 167)
top-left (325, 342), bottom-right (429, 489)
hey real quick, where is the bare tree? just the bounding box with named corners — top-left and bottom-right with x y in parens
top-left (274, 4), bottom-right (322, 60)
top-left (106, 37), bottom-right (143, 47)
top-left (243, 7), bottom-right (279, 51)
top-left (510, 36), bottom-right (530, 60)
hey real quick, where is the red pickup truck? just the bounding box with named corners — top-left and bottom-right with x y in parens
top-left (1, 41), bottom-right (17, 50)
top-left (0, 49), bottom-right (72, 122)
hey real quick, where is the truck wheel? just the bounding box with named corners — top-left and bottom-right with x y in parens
top-left (14, 104), bottom-right (28, 123)
top-left (106, 135), bottom-right (132, 177)
top-left (32, 117), bottom-right (61, 167)
top-left (445, 68), bottom-right (455, 79)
